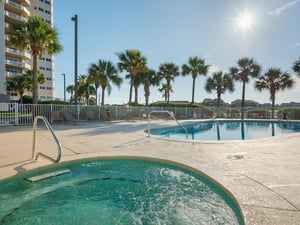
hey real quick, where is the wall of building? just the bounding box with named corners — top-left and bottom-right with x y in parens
top-left (1, 0), bottom-right (55, 101)
top-left (0, 2), bottom-right (5, 94)
top-left (29, 0), bottom-right (54, 101)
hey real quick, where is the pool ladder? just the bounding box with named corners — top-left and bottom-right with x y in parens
top-left (32, 116), bottom-right (62, 163)
top-left (147, 110), bottom-right (188, 139)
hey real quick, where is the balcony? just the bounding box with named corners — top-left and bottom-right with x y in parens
top-left (5, 47), bottom-right (31, 60)
top-left (5, 22), bottom-right (11, 30)
top-left (6, 71), bottom-right (19, 77)
top-left (24, 62), bottom-right (31, 70)
top-left (5, 11), bottom-right (25, 22)
top-left (5, 59), bottom-right (32, 70)
top-left (5, 35), bottom-right (10, 41)
top-left (5, 0), bottom-right (30, 16)
top-left (12, 0), bottom-right (30, 7)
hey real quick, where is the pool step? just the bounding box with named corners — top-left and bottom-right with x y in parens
top-left (25, 169), bottom-right (71, 182)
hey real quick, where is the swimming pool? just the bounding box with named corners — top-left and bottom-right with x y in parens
top-left (150, 120), bottom-right (300, 140)
top-left (0, 158), bottom-right (244, 225)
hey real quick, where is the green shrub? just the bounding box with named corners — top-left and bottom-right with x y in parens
top-left (21, 95), bottom-right (32, 104)
top-left (219, 108), bottom-right (240, 118)
top-left (40, 100), bottom-right (72, 105)
top-left (247, 109), bottom-right (270, 119)
top-left (277, 108), bottom-right (300, 120)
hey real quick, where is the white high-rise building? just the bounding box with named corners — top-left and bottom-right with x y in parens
top-left (0, 0), bottom-right (55, 102)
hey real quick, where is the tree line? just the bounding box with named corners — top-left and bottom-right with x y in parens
top-left (7, 16), bottom-right (300, 119)
top-left (65, 50), bottom-right (300, 119)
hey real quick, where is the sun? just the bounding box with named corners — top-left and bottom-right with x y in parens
top-left (235, 11), bottom-right (255, 32)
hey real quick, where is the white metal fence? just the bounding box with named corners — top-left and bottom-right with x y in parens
top-left (0, 103), bottom-right (299, 126)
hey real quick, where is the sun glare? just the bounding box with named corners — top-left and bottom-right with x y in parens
top-left (236, 11), bottom-right (255, 32)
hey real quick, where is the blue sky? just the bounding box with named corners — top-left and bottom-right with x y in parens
top-left (53, 0), bottom-right (300, 104)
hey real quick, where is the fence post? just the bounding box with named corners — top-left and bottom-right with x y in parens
top-left (186, 107), bottom-right (187, 119)
top-left (14, 102), bottom-right (18, 126)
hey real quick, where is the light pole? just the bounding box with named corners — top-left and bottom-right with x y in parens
top-left (71, 14), bottom-right (78, 105)
top-left (61, 73), bottom-right (66, 102)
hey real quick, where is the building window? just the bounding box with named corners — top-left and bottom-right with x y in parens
top-left (46, 77), bottom-right (52, 81)
top-left (40, 86), bottom-right (46, 90)
top-left (46, 87), bottom-right (52, 90)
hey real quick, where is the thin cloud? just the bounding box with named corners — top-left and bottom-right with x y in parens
top-left (268, 0), bottom-right (299, 16)
top-left (293, 42), bottom-right (300, 47)
top-left (207, 65), bottom-right (221, 77)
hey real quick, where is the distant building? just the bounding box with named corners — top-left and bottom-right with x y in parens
top-left (280, 102), bottom-right (300, 107)
top-left (0, 0), bottom-right (55, 102)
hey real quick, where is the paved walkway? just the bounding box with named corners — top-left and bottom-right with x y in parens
top-left (0, 121), bottom-right (300, 225)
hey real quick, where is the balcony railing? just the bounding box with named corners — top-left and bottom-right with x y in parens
top-left (6, 71), bottom-right (19, 77)
top-left (5, 47), bottom-right (31, 59)
top-left (5, 11), bottom-right (25, 22)
top-left (5, 23), bottom-right (11, 29)
top-left (5, 59), bottom-right (31, 70)
top-left (5, 0), bottom-right (30, 16)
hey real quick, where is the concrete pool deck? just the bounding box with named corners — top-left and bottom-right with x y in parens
top-left (0, 120), bottom-right (299, 225)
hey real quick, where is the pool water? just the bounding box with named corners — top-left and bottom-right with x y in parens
top-left (0, 159), bottom-right (244, 225)
top-left (151, 120), bottom-right (300, 140)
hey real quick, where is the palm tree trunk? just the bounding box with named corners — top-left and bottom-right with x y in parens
top-left (165, 89), bottom-right (168, 102)
top-left (128, 83), bottom-right (133, 106)
top-left (192, 77), bottom-right (195, 104)
top-left (101, 87), bottom-right (105, 106)
top-left (134, 86), bottom-right (138, 104)
top-left (144, 85), bottom-right (149, 106)
top-left (271, 94), bottom-right (275, 119)
top-left (166, 79), bottom-right (170, 103)
top-left (33, 53), bottom-right (39, 104)
top-left (217, 92), bottom-right (221, 116)
top-left (241, 81), bottom-right (246, 120)
top-left (95, 87), bottom-right (98, 105)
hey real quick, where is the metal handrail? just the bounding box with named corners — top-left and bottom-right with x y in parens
top-left (148, 110), bottom-right (188, 139)
top-left (32, 116), bottom-right (62, 163)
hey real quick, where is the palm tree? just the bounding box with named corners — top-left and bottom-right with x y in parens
top-left (130, 73), bottom-right (142, 104)
top-left (77, 75), bottom-right (96, 105)
top-left (205, 71), bottom-right (234, 114)
top-left (158, 63), bottom-right (180, 102)
top-left (229, 57), bottom-right (261, 120)
top-left (182, 57), bottom-right (210, 103)
top-left (66, 85), bottom-right (75, 102)
top-left (88, 60), bottom-right (122, 106)
top-left (158, 83), bottom-right (173, 102)
top-left (293, 59), bottom-right (300, 77)
top-left (116, 49), bottom-right (147, 106)
top-left (140, 69), bottom-right (160, 105)
top-left (6, 75), bottom-right (28, 104)
top-left (6, 70), bottom-right (45, 103)
top-left (10, 16), bottom-right (62, 104)
top-left (255, 68), bottom-right (294, 119)
top-left (23, 70), bottom-right (45, 91)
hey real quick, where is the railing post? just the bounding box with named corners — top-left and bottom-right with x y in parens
top-left (32, 116), bottom-right (62, 163)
